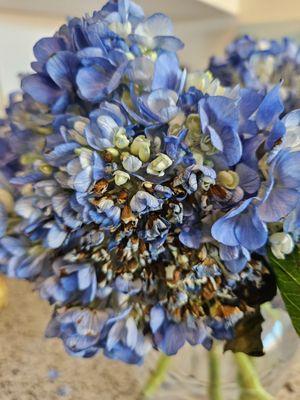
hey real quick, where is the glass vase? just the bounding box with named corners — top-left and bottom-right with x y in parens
top-left (142, 304), bottom-right (298, 400)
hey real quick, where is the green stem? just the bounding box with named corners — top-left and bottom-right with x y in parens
top-left (141, 354), bottom-right (171, 398)
top-left (234, 353), bottom-right (274, 400)
top-left (208, 342), bottom-right (223, 400)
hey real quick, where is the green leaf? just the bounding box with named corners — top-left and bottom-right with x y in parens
top-left (268, 247), bottom-right (300, 336)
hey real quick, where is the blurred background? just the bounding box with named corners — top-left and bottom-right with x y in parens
top-left (0, 1), bottom-right (300, 399)
top-left (1, 0), bottom-right (300, 101)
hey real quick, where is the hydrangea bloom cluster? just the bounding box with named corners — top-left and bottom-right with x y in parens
top-left (0, 1), bottom-right (299, 365)
top-left (209, 35), bottom-right (300, 113)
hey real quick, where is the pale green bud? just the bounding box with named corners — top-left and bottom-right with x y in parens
top-left (130, 136), bottom-right (151, 162)
top-left (186, 71), bottom-right (225, 96)
top-left (20, 153), bottom-right (40, 165)
top-left (114, 170), bottom-right (130, 186)
top-left (147, 51), bottom-right (158, 62)
top-left (125, 52), bottom-right (135, 61)
top-left (39, 164), bottom-right (53, 176)
top-left (0, 188), bottom-right (14, 213)
top-left (186, 114), bottom-right (200, 133)
top-left (217, 170), bottom-right (240, 190)
top-left (193, 150), bottom-right (204, 166)
top-left (201, 176), bottom-right (215, 191)
top-left (270, 232), bottom-right (294, 260)
top-left (106, 147), bottom-right (120, 159)
top-left (200, 135), bottom-right (217, 155)
top-left (114, 127), bottom-right (130, 149)
top-left (147, 153), bottom-right (172, 176)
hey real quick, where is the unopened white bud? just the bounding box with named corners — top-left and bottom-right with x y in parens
top-left (147, 153), bottom-right (172, 176)
top-left (114, 128), bottom-right (129, 149)
top-left (130, 135), bottom-right (151, 162)
top-left (113, 170), bottom-right (130, 186)
top-left (270, 232), bottom-right (294, 259)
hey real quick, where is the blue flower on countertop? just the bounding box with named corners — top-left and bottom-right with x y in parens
top-left (1, 0), bottom-right (298, 367)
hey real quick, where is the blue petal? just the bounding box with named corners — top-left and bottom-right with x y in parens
top-left (135, 13), bottom-right (173, 37)
top-left (236, 163), bottom-right (260, 194)
top-left (45, 142), bottom-right (79, 166)
top-left (259, 187), bottom-right (299, 222)
top-left (46, 224), bottom-right (67, 249)
top-left (154, 36), bottom-right (184, 52)
top-left (152, 52), bottom-right (184, 92)
top-left (211, 199), bottom-right (253, 246)
top-left (46, 51), bottom-right (79, 91)
top-left (150, 305), bottom-right (165, 333)
top-left (76, 67), bottom-right (110, 102)
top-left (126, 57), bottom-right (154, 85)
top-left (77, 266), bottom-right (95, 290)
top-left (21, 74), bottom-right (62, 105)
top-left (234, 207), bottom-right (268, 250)
top-left (256, 85), bottom-right (284, 130)
top-left (33, 37), bottom-right (67, 63)
top-left (74, 167), bottom-right (93, 193)
top-left (159, 323), bottom-right (185, 356)
top-left (179, 227), bottom-right (202, 249)
top-left (106, 321), bottom-right (124, 351)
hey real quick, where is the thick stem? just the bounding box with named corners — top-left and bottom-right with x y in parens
top-left (208, 342), bottom-right (223, 400)
top-left (141, 354), bottom-right (171, 398)
top-left (234, 353), bottom-right (274, 400)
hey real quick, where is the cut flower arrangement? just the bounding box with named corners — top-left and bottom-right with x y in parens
top-left (0, 1), bottom-right (299, 399)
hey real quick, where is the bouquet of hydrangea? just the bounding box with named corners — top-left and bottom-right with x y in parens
top-left (0, 0), bottom-right (299, 398)
top-left (209, 35), bottom-right (300, 113)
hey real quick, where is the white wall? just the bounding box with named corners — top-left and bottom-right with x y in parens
top-left (0, 11), bottom-right (238, 106)
top-left (0, 11), bottom-right (63, 108)
top-left (1, 2), bottom-right (300, 109)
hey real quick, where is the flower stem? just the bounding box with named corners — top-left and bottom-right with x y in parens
top-left (234, 353), bottom-right (274, 400)
top-left (141, 354), bottom-right (171, 398)
top-left (0, 276), bottom-right (8, 309)
top-left (208, 342), bottom-right (223, 400)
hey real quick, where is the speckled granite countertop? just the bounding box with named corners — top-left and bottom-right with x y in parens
top-left (0, 279), bottom-right (299, 400)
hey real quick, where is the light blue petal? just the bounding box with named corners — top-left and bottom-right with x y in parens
top-left (150, 305), bottom-right (165, 333)
top-left (76, 66), bottom-right (110, 102)
top-left (135, 13), bottom-right (173, 38)
top-left (46, 224), bottom-right (67, 249)
top-left (74, 167), bottom-right (92, 193)
top-left (258, 187), bottom-right (299, 222)
top-left (234, 208), bottom-right (268, 250)
top-left (46, 51), bottom-right (78, 91)
top-left (256, 85), bottom-right (284, 130)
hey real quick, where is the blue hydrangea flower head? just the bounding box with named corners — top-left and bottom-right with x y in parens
top-left (1, 1), bottom-right (299, 366)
